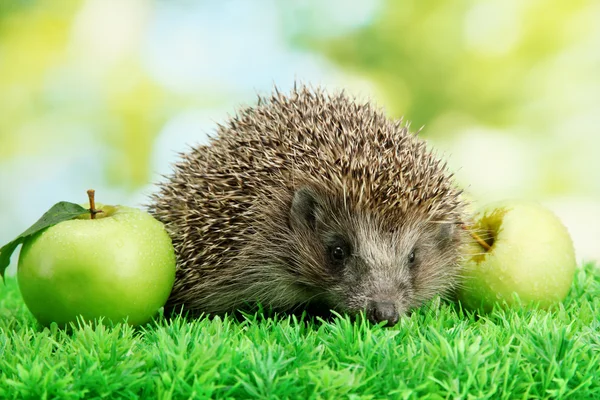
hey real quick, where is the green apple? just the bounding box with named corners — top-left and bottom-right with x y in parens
top-left (17, 196), bottom-right (176, 326)
top-left (457, 200), bottom-right (576, 311)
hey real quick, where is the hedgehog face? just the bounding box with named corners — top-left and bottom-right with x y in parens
top-left (344, 215), bottom-right (462, 326)
top-left (289, 186), bottom-right (463, 326)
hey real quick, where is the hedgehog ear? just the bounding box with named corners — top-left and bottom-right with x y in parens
top-left (437, 222), bottom-right (456, 247)
top-left (290, 186), bottom-right (320, 231)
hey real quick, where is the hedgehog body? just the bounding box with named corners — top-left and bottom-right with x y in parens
top-left (149, 86), bottom-right (467, 325)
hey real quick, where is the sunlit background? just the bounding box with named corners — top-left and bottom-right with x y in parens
top-left (1, 0), bottom-right (598, 276)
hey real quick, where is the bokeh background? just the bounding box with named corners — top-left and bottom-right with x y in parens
top-left (1, 0), bottom-right (598, 276)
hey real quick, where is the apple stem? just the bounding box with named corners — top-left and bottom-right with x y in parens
top-left (461, 224), bottom-right (492, 251)
top-left (87, 189), bottom-right (103, 220)
top-left (471, 231), bottom-right (492, 252)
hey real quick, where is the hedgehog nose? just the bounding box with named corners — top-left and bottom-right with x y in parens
top-left (367, 301), bottom-right (399, 327)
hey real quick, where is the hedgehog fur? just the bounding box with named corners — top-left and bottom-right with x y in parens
top-left (148, 85), bottom-right (468, 325)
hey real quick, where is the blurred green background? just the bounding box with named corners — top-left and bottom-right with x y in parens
top-left (1, 0), bottom-right (598, 274)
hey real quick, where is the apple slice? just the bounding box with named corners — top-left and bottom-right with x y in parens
top-left (457, 200), bottom-right (577, 311)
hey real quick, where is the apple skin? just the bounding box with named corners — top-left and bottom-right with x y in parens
top-left (17, 205), bottom-right (176, 326)
top-left (457, 200), bottom-right (576, 311)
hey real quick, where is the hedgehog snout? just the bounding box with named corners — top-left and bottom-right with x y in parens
top-left (366, 300), bottom-right (399, 326)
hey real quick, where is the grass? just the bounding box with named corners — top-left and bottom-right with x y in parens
top-left (1, 264), bottom-right (599, 400)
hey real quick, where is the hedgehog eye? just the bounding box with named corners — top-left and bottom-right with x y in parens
top-left (326, 235), bottom-right (351, 268)
top-left (328, 238), bottom-right (351, 267)
top-left (408, 249), bottom-right (416, 265)
top-left (331, 246), bottom-right (346, 262)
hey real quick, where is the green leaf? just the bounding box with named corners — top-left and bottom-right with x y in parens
top-left (0, 201), bottom-right (88, 282)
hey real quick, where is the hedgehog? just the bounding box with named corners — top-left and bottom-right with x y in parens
top-left (148, 85), bottom-right (468, 326)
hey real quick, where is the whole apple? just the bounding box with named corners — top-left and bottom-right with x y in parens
top-left (17, 199), bottom-right (176, 326)
top-left (457, 200), bottom-right (576, 311)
